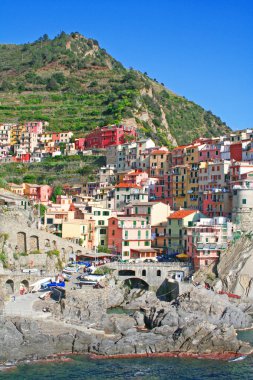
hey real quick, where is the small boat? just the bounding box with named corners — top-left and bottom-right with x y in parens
top-left (63, 266), bottom-right (80, 274)
top-left (228, 356), bottom-right (247, 362)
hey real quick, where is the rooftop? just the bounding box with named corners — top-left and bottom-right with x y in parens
top-left (114, 183), bottom-right (141, 189)
top-left (168, 210), bottom-right (196, 219)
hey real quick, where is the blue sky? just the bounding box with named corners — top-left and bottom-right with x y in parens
top-left (0, 0), bottom-right (252, 131)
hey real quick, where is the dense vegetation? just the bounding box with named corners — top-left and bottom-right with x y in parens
top-left (0, 154), bottom-right (105, 186)
top-left (0, 32), bottom-right (231, 145)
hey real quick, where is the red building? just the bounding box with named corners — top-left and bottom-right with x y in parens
top-left (75, 138), bottom-right (86, 151)
top-left (84, 125), bottom-right (136, 149)
top-left (14, 153), bottom-right (31, 162)
top-left (230, 142), bottom-right (242, 161)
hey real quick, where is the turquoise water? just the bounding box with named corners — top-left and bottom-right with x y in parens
top-left (106, 307), bottom-right (138, 315)
top-left (1, 355), bottom-right (253, 380)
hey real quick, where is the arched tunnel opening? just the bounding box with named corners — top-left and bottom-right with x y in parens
top-left (118, 270), bottom-right (136, 276)
top-left (123, 277), bottom-right (149, 290)
top-left (5, 279), bottom-right (14, 294)
top-left (156, 279), bottom-right (179, 302)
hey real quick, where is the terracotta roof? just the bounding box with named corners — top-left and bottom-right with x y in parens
top-left (172, 145), bottom-right (187, 151)
top-left (126, 170), bottom-right (143, 176)
top-left (168, 210), bottom-right (196, 219)
top-left (115, 183), bottom-right (141, 189)
top-left (151, 150), bottom-right (169, 155)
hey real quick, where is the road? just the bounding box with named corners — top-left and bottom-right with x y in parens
top-left (4, 293), bottom-right (50, 318)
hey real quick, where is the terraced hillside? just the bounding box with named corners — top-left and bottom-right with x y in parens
top-left (0, 155), bottom-right (105, 188)
top-left (0, 32), bottom-right (231, 146)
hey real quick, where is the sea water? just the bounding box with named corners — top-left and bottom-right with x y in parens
top-left (1, 330), bottom-right (253, 379)
top-left (1, 355), bottom-right (253, 380)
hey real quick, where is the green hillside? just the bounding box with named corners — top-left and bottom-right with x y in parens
top-left (0, 32), bottom-right (231, 146)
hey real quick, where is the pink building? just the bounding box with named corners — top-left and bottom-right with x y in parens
top-left (229, 162), bottom-right (253, 188)
top-left (108, 216), bottom-right (154, 260)
top-left (186, 217), bottom-right (232, 270)
top-left (25, 121), bottom-right (44, 134)
top-left (37, 185), bottom-right (53, 203)
top-left (51, 131), bottom-right (73, 144)
top-left (198, 144), bottom-right (221, 162)
top-left (23, 183), bottom-right (53, 203)
top-left (171, 146), bottom-right (187, 166)
top-left (122, 170), bottom-right (149, 186)
top-left (202, 190), bottom-right (232, 218)
top-left (75, 138), bottom-right (86, 151)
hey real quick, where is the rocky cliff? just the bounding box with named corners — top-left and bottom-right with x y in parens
top-left (194, 233), bottom-right (253, 298)
top-left (0, 279), bottom-right (252, 363)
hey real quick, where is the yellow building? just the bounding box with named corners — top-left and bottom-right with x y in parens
top-left (10, 124), bottom-right (26, 146)
top-left (172, 165), bottom-right (188, 209)
top-left (184, 144), bottom-right (200, 209)
top-left (9, 183), bottom-right (25, 195)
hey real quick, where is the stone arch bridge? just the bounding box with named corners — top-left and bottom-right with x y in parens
top-left (108, 262), bottom-right (192, 293)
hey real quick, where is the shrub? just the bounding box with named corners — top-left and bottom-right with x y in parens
top-left (93, 266), bottom-right (113, 275)
top-left (47, 249), bottom-right (60, 258)
top-left (56, 258), bottom-right (63, 270)
top-left (0, 251), bottom-right (8, 268)
top-left (29, 249), bottom-right (41, 254)
top-left (13, 252), bottom-right (19, 260)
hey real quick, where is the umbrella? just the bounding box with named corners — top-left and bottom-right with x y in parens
top-left (176, 253), bottom-right (189, 259)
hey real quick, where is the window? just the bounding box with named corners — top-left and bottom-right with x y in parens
top-left (112, 220), bottom-right (115, 225)
top-left (125, 231), bottom-right (128, 239)
top-left (242, 199), bottom-right (247, 205)
top-left (100, 229), bottom-right (106, 234)
top-left (103, 211), bottom-right (110, 216)
top-left (112, 230), bottom-right (115, 236)
top-left (98, 220), bottom-right (105, 225)
top-left (100, 240), bottom-right (105, 246)
top-left (157, 270), bottom-right (161, 277)
top-left (147, 207), bottom-right (151, 215)
top-left (146, 230), bottom-right (149, 238)
top-left (144, 241), bottom-right (150, 246)
top-left (124, 241), bottom-right (129, 246)
top-left (142, 269), bottom-right (146, 276)
top-left (135, 207), bottom-right (138, 214)
top-left (94, 211), bottom-right (101, 216)
top-left (123, 251), bottom-right (129, 256)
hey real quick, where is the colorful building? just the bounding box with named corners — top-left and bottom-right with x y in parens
top-left (85, 125), bottom-right (136, 149)
top-left (107, 216), bottom-right (152, 260)
top-left (167, 210), bottom-right (205, 255)
top-left (186, 217), bottom-right (232, 270)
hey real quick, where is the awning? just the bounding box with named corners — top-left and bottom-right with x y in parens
top-left (176, 253), bottom-right (189, 259)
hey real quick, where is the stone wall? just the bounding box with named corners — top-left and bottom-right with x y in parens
top-left (108, 262), bottom-right (191, 291)
top-left (0, 208), bottom-right (92, 272)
